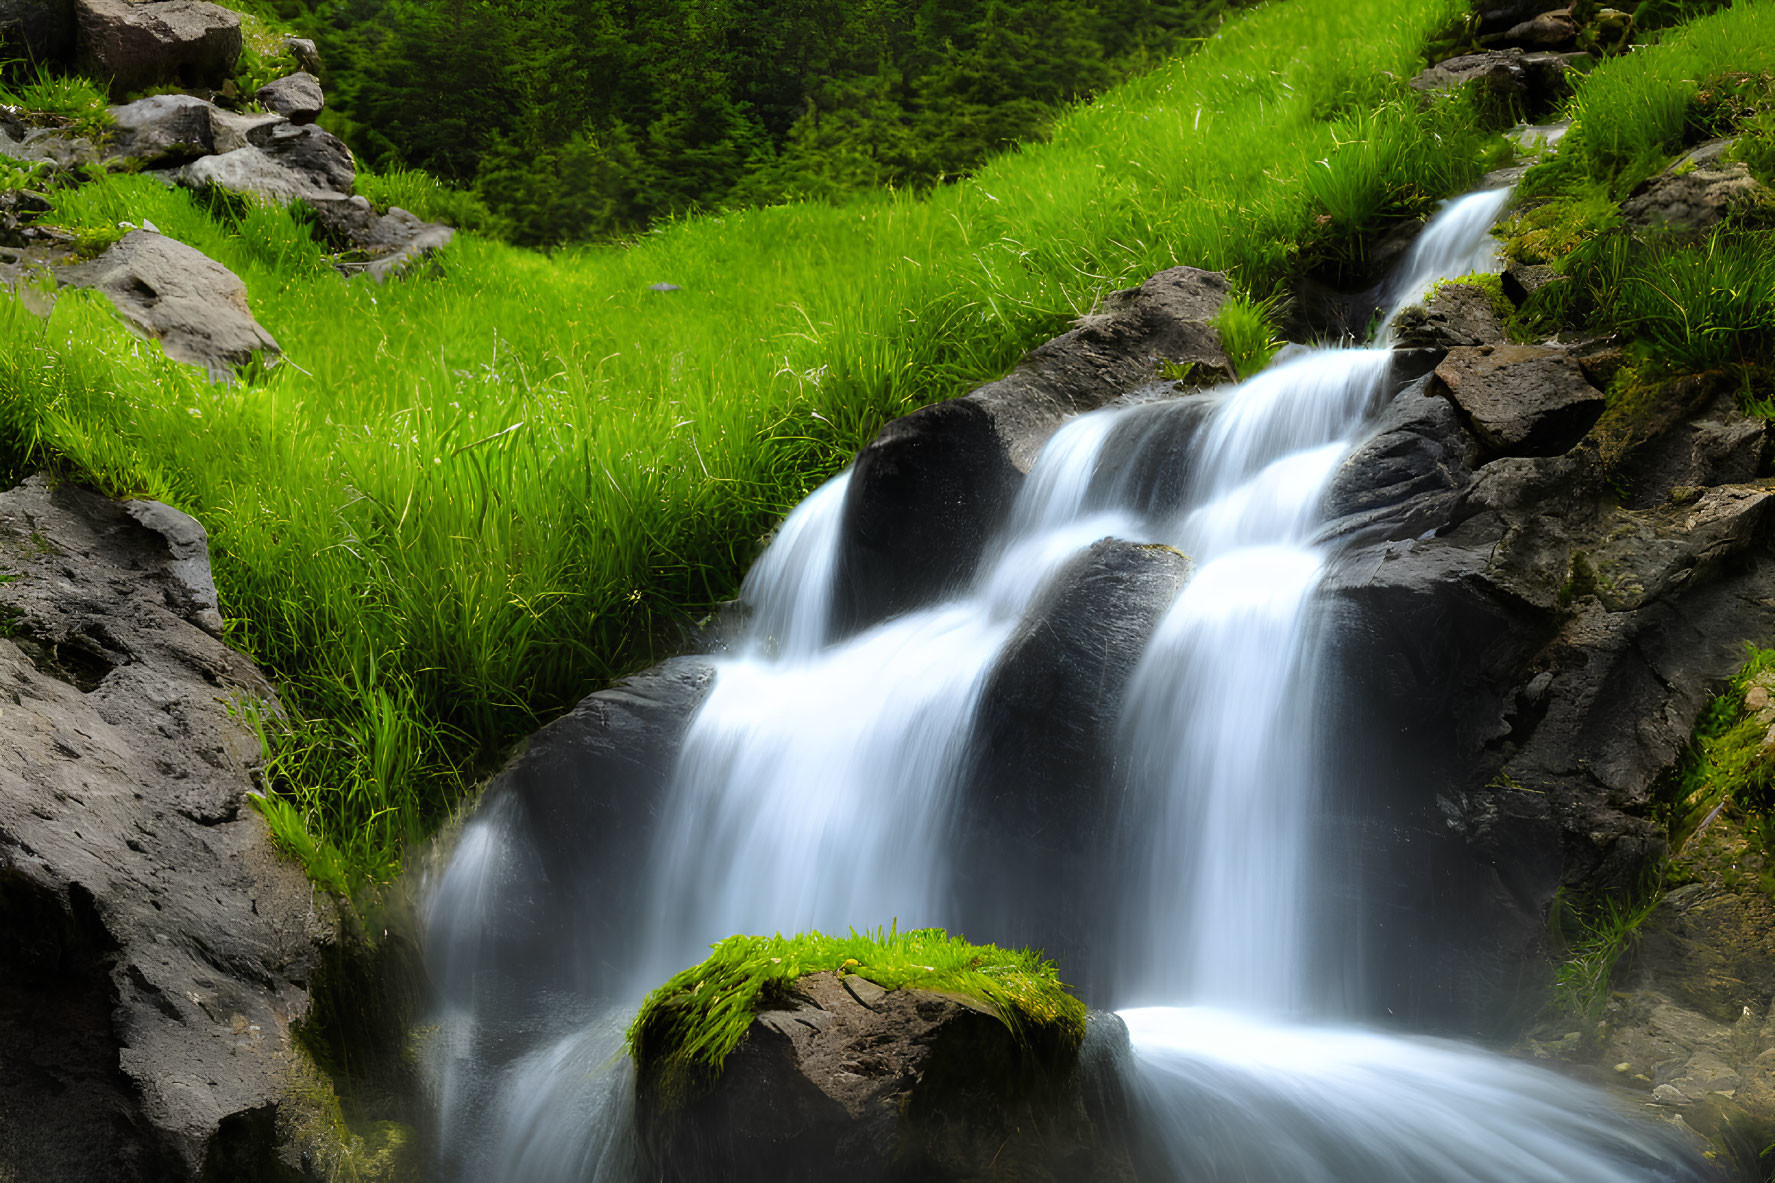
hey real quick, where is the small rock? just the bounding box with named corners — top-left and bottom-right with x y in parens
top-left (1392, 282), bottom-right (1506, 349)
top-left (1433, 344), bottom-right (1606, 456)
top-left (255, 71), bottom-right (323, 124)
top-left (648, 282), bottom-right (681, 292)
top-left (1652, 1083), bottom-right (1688, 1105)
top-left (1410, 48), bottom-right (1529, 98)
top-left (57, 229), bottom-right (279, 378)
top-left (1498, 9), bottom-right (1578, 49)
top-left (1501, 261), bottom-right (1561, 304)
top-left (282, 33), bottom-right (320, 74)
top-left (1615, 1061), bottom-right (1632, 1073)
top-left (208, 106), bottom-right (285, 154)
top-left (1622, 162), bottom-right (1770, 235)
top-left (179, 122), bottom-right (353, 205)
top-left (74, 0), bottom-right (242, 99)
top-left (1747, 687), bottom-right (1771, 713)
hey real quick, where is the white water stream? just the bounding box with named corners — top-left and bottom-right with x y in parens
top-left (427, 190), bottom-right (1711, 1180)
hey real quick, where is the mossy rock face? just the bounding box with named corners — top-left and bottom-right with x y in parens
top-left (636, 970), bottom-right (1131, 1183)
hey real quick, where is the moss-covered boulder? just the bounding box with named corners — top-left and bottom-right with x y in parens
top-left (630, 930), bottom-right (1133, 1183)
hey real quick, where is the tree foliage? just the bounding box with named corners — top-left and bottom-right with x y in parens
top-left (260, 0), bottom-right (1246, 245)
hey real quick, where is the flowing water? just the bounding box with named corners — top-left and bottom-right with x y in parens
top-left (425, 189), bottom-right (1713, 1180)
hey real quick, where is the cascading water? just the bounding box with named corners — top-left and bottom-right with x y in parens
top-left (425, 187), bottom-right (1712, 1181)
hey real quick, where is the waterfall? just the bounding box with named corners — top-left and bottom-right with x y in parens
top-left (423, 188), bottom-right (1712, 1181)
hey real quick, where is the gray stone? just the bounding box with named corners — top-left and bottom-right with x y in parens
top-left (1432, 343), bottom-right (1605, 456)
top-left (1502, 260), bottom-right (1561, 303)
top-left (179, 122), bottom-right (353, 205)
top-left (0, 122), bottom-right (94, 170)
top-left (207, 105), bottom-right (284, 153)
top-left (0, 0), bottom-right (75, 64)
top-left (1410, 49), bottom-right (1530, 98)
top-left (1622, 162), bottom-right (1770, 234)
top-left (1392, 282), bottom-right (1507, 349)
top-left (58, 229), bottom-right (279, 378)
top-left (0, 474), bottom-right (325, 1178)
top-left (255, 70), bottom-right (322, 124)
top-left (74, 0), bottom-right (241, 98)
top-left (281, 33), bottom-right (319, 74)
top-left (106, 92), bottom-right (213, 164)
top-left (307, 195), bottom-right (455, 281)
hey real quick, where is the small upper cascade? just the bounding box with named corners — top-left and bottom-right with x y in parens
top-left (735, 471), bottom-right (852, 660)
top-left (1379, 186), bottom-right (1515, 336)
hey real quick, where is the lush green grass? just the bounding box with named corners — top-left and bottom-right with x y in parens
top-left (351, 166), bottom-right (502, 236)
top-left (1665, 645), bottom-right (1775, 853)
top-left (1549, 885), bottom-right (1663, 1018)
top-left (0, 0), bottom-right (1505, 891)
top-left (630, 927), bottom-right (1085, 1107)
top-left (1505, 4), bottom-right (1775, 375)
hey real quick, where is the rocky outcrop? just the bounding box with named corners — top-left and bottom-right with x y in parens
top-left (637, 972), bottom-right (1133, 1183)
top-left (58, 229), bottom-right (280, 378)
top-left (1317, 349), bottom-right (1775, 1034)
top-left (74, 0), bottom-right (241, 99)
top-left (180, 121), bottom-right (355, 204)
top-left (0, 475), bottom-right (327, 1179)
top-left (1409, 47), bottom-right (1588, 110)
top-left (308, 197), bottom-right (455, 284)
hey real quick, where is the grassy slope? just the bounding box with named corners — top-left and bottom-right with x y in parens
top-left (0, 0), bottom-right (1493, 890)
top-left (629, 927), bottom-right (1085, 1107)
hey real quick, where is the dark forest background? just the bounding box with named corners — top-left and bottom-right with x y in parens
top-left (254, 0), bottom-right (1246, 246)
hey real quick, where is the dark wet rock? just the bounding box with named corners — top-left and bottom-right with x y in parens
top-left (0, 475), bottom-right (327, 1179)
top-left (1321, 373), bottom-right (1481, 547)
top-left (1622, 162), bottom-right (1770, 235)
top-left (638, 971), bottom-right (1133, 1183)
top-left (256, 70), bottom-right (322, 124)
top-left (1432, 344), bottom-right (1605, 457)
top-left (956, 539), bottom-right (1193, 993)
top-left (1521, 51), bottom-right (1587, 97)
top-left (831, 399), bottom-right (1024, 635)
top-left (1392, 282), bottom-right (1507, 349)
top-left (830, 267), bottom-right (1228, 634)
top-left (1501, 260), bottom-right (1561, 304)
top-left (179, 121), bottom-right (353, 205)
top-left (58, 229), bottom-right (280, 378)
top-left (1497, 9), bottom-right (1579, 49)
top-left (74, 0), bottom-right (241, 98)
top-left (107, 92), bottom-right (213, 165)
top-left (429, 657), bottom-right (716, 1005)
top-left (0, 0), bottom-right (75, 64)
top-left (1613, 392), bottom-right (1768, 510)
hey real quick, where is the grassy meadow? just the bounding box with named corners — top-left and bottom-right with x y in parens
top-left (0, 0), bottom-right (1520, 891)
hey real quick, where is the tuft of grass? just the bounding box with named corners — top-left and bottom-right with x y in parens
top-left (630, 926), bottom-right (1085, 1109)
top-left (1213, 289), bottom-right (1283, 380)
top-left (1664, 645), bottom-right (1775, 854)
top-left (353, 166), bottom-right (503, 236)
top-left (1550, 885), bottom-right (1663, 1018)
top-left (0, 0), bottom-right (1506, 892)
top-left (0, 67), bottom-right (111, 141)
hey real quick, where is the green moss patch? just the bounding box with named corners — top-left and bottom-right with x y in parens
top-left (630, 927), bottom-right (1086, 1106)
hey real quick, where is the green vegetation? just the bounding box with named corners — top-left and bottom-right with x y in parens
top-left (259, 0), bottom-right (1262, 247)
top-left (1666, 645), bottom-right (1775, 858)
top-left (0, 0), bottom-right (1513, 891)
top-left (630, 927), bottom-right (1084, 1107)
top-left (0, 68), bottom-right (112, 142)
top-left (1503, 3), bottom-right (1775, 375)
top-left (1213, 291), bottom-right (1283, 380)
top-left (1550, 884), bottom-right (1663, 1018)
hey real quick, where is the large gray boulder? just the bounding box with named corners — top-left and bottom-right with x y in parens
top-left (179, 122), bottom-right (354, 205)
top-left (58, 229), bottom-right (280, 378)
top-left (106, 92), bottom-right (213, 164)
top-left (256, 70), bottom-right (323, 123)
top-left (0, 0), bottom-right (75, 64)
top-left (1431, 343), bottom-right (1606, 456)
top-left (74, 0), bottom-right (241, 98)
top-left (0, 475), bottom-right (327, 1179)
